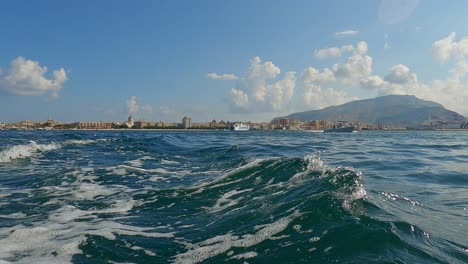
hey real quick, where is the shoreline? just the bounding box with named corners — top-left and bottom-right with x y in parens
top-left (3, 128), bottom-right (468, 132)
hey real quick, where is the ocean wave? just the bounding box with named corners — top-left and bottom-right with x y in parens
top-left (0, 141), bottom-right (60, 163)
top-left (174, 211), bottom-right (301, 264)
top-left (0, 201), bottom-right (173, 264)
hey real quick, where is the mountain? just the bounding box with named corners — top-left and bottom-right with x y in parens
top-left (274, 95), bottom-right (464, 125)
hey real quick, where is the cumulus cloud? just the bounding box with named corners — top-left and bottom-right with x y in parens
top-left (384, 64), bottom-right (418, 85)
top-left (303, 84), bottom-right (356, 109)
top-left (360, 64), bottom-right (421, 95)
top-left (301, 41), bottom-right (374, 109)
top-left (230, 88), bottom-right (249, 109)
top-left (302, 67), bottom-right (335, 84)
top-left (212, 56), bottom-right (296, 113)
top-left (449, 60), bottom-right (468, 79)
top-left (309, 42), bottom-right (373, 85)
top-left (0, 56), bottom-right (68, 98)
top-left (207, 72), bottom-right (238, 80)
top-left (314, 45), bottom-right (354, 59)
top-left (331, 49), bottom-right (372, 84)
top-left (335, 30), bottom-right (359, 37)
top-left (432, 32), bottom-right (468, 62)
top-left (126, 96), bottom-right (139, 115)
top-left (126, 96), bottom-right (153, 118)
top-left (302, 34), bottom-right (468, 115)
top-left (313, 42), bottom-right (371, 84)
top-left (267, 71), bottom-right (296, 110)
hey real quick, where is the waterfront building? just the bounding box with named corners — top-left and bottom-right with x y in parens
top-left (75, 121), bottom-right (112, 129)
top-left (134, 121), bottom-right (148, 129)
top-left (289, 118), bottom-right (300, 126)
top-left (125, 115), bottom-right (135, 128)
top-left (209, 120), bottom-right (217, 128)
top-left (182, 116), bottom-right (192, 129)
top-left (16, 120), bottom-right (37, 128)
top-left (278, 118), bottom-right (289, 128)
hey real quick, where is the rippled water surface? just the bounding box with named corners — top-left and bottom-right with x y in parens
top-left (0, 130), bottom-right (467, 263)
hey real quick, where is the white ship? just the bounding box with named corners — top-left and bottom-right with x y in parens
top-left (231, 122), bottom-right (250, 131)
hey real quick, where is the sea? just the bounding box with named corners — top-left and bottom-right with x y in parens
top-left (0, 130), bottom-right (466, 264)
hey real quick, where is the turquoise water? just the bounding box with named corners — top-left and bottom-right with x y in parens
top-left (0, 130), bottom-right (467, 263)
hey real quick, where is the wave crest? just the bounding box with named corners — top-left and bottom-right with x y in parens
top-left (0, 141), bottom-right (60, 163)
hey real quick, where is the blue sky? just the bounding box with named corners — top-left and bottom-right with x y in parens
top-left (1, 0), bottom-right (468, 123)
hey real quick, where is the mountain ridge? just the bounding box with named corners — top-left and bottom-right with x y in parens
top-left (273, 95), bottom-right (464, 125)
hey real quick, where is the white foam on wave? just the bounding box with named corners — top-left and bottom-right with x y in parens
top-left (161, 159), bottom-right (179, 165)
top-left (0, 198), bottom-right (173, 264)
top-left (0, 201), bottom-right (173, 263)
top-left (229, 251), bottom-right (258, 260)
top-left (126, 159), bottom-right (144, 167)
top-left (73, 182), bottom-right (119, 200)
top-left (0, 213), bottom-right (27, 219)
top-left (207, 189), bottom-right (252, 213)
top-left (187, 159), bottom-right (267, 195)
top-left (0, 141), bottom-right (60, 163)
top-left (64, 139), bottom-right (96, 145)
top-left (174, 210), bottom-right (300, 264)
top-left (289, 154), bottom-right (367, 211)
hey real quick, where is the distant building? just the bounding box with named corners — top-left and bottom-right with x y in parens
top-left (17, 120), bottom-right (36, 128)
top-left (279, 118), bottom-right (289, 127)
top-left (209, 119), bottom-right (217, 128)
top-left (75, 121), bottom-right (112, 129)
top-left (308, 120), bottom-right (321, 130)
top-left (289, 118), bottom-right (300, 126)
top-left (125, 115), bottom-right (134, 128)
top-left (46, 119), bottom-right (61, 127)
top-left (182, 116), bottom-right (192, 129)
top-left (134, 121), bottom-right (148, 129)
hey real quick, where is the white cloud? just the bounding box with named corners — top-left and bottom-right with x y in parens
top-left (360, 75), bottom-right (386, 90)
top-left (248, 56), bottom-right (281, 80)
top-left (126, 96), bottom-right (153, 118)
top-left (221, 57), bottom-right (296, 113)
top-left (207, 72), bottom-right (238, 80)
top-left (300, 41), bottom-right (373, 108)
top-left (126, 96), bottom-right (139, 115)
top-left (331, 42), bottom-right (372, 84)
top-left (312, 42), bottom-right (372, 84)
top-left (314, 45), bottom-right (354, 59)
top-left (230, 88), bottom-right (249, 109)
top-left (432, 32), bottom-right (468, 62)
top-left (360, 64), bottom-right (421, 95)
top-left (303, 84), bottom-right (356, 109)
top-left (267, 71), bottom-right (296, 111)
top-left (302, 67), bottom-right (335, 83)
top-left (310, 41), bottom-right (372, 85)
top-left (0, 56), bottom-right (68, 97)
top-left (449, 60), bottom-right (468, 79)
top-left (384, 64), bottom-right (418, 85)
top-left (335, 30), bottom-right (359, 37)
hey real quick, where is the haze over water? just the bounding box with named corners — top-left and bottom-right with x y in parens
top-left (0, 130), bottom-right (466, 263)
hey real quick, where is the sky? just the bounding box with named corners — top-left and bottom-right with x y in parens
top-left (2, 0), bottom-right (468, 123)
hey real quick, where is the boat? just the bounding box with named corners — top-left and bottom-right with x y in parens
top-left (231, 122), bottom-right (250, 131)
top-left (324, 121), bottom-right (355, 133)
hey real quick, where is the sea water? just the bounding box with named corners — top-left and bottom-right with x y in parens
top-left (0, 130), bottom-right (466, 263)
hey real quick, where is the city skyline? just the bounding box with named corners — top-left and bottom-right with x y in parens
top-left (2, 1), bottom-right (468, 123)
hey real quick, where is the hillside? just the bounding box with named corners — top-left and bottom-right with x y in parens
top-left (274, 95), bottom-right (464, 125)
